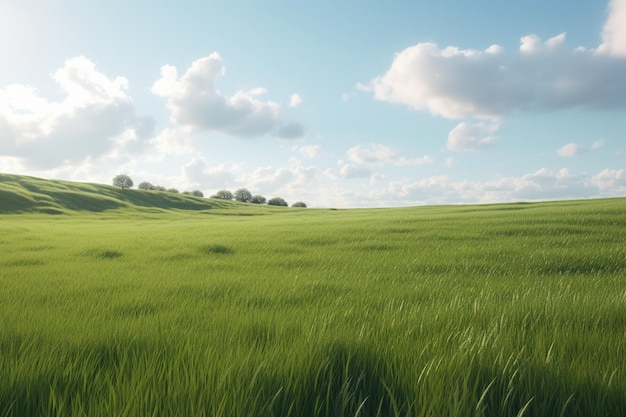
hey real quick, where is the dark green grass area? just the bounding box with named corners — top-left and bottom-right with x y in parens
top-left (1, 175), bottom-right (626, 416)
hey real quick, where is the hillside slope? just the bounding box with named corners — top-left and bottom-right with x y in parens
top-left (0, 173), bottom-right (234, 214)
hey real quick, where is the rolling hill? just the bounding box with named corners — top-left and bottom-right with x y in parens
top-left (0, 173), bottom-right (239, 214)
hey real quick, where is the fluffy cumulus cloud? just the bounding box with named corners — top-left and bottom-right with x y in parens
top-left (365, 0), bottom-right (626, 121)
top-left (366, 34), bottom-right (626, 120)
top-left (347, 144), bottom-right (433, 166)
top-left (151, 53), bottom-right (303, 139)
top-left (592, 168), bottom-right (626, 192)
top-left (598, 0), bottom-right (626, 56)
top-left (0, 56), bottom-right (148, 169)
top-left (447, 122), bottom-right (499, 151)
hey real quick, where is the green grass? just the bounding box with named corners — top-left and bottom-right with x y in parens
top-left (1, 174), bottom-right (626, 416)
top-left (0, 173), bottom-right (242, 214)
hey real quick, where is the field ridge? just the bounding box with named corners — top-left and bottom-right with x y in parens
top-left (0, 173), bottom-right (244, 214)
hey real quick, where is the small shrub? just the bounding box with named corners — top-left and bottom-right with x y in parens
top-left (250, 195), bottom-right (266, 204)
top-left (268, 197), bottom-right (288, 207)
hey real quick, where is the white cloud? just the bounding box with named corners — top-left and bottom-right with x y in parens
top-left (341, 92), bottom-right (357, 101)
top-left (325, 163), bottom-right (372, 180)
top-left (500, 168), bottom-right (588, 200)
top-left (557, 143), bottom-right (584, 157)
top-left (520, 33), bottom-right (566, 54)
top-left (366, 31), bottom-right (626, 120)
top-left (592, 168), bottom-right (626, 191)
top-left (370, 173), bottom-right (385, 184)
top-left (347, 144), bottom-right (433, 166)
top-left (244, 165), bottom-right (295, 190)
top-left (53, 56), bottom-right (130, 105)
top-left (297, 144), bottom-right (321, 158)
top-left (181, 158), bottom-right (237, 189)
top-left (447, 122), bottom-right (498, 151)
top-left (598, 0), bottom-right (626, 56)
top-left (591, 139), bottom-right (605, 149)
top-left (151, 53), bottom-right (303, 139)
top-left (289, 93), bottom-right (302, 107)
top-left (0, 56), bottom-right (147, 169)
top-left (149, 127), bottom-right (194, 156)
top-left (557, 139), bottom-right (605, 157)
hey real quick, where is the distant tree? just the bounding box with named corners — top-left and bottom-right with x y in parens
top-left (250, 195), bottom-right (266, 204)
top-left (138, 181), bottom-right (155, 190)
top-left (167, 188), bottom-right (179, 193)
top-left (292, 201), bottom-right (307, 208)
top-left (211, 190), bottom-right (233, 200)
top-left (268, 197), bottom-right (288, 207)
top-left (233, 188), bottom-right (252, 202)
top-left (182, 191), bottom-right (192, 195)
top-left (113, 174), bottom-right (133, 189)
top-left (191, 190), bottom-right (204, 197)
top-left (154, 185), bottom-right (167, 191)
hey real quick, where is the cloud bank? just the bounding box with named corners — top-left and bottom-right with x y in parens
top-left (347, 144), bottom-right (432, 166)
top-left (367, 168), bottom-right (626, 206)
top-left (0, 56), bottom-right (146, 169)
top-left (557, 139), bottom-right (604, 157)
top-left (447, 122), bottom-right (499, 151)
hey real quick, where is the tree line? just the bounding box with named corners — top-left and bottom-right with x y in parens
top-left (112, 174), bottom-right (306, 207)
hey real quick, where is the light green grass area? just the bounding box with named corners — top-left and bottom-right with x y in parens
top-left (1, 175), bottom-right (626, 416)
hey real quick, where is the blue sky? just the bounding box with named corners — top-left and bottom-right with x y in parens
top-left (1, 0), bottom-right (625, 207)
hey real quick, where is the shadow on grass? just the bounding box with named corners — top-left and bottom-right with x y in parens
top-left (2, 338), bottom-right (625, 417)
top-left (82, 248), bottom-right (123, 259)
top-left (465, 361), bottom-right (626, 417)
top-left (199, 244), bottom-right (235, 255)
top-left (263, 341), bottom-right (410, 417)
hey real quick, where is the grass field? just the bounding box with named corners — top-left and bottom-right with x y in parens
top-left (1, 174), bottom-right (626, 416)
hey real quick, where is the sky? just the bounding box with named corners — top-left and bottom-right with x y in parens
top-left (1, 0), bottom-right (625, 208)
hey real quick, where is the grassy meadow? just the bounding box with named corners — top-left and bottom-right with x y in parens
top-left (1, 174), bottom-right (626, 416)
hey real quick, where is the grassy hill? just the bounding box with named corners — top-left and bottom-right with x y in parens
top-left (0, 173), bottom-right (250, 214)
